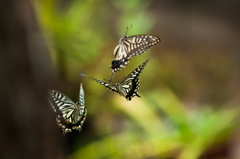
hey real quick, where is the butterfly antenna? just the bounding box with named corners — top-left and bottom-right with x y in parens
top-left (85, 93), bottom-right (91, 99)
top-left (129, 24), bottom-right (133, 30)
top-left (103, 78), bottom-right (110, 82)
top-left (125, 25), bottom-right (133, 37)
top-left (73, 95), bottom-right (78, 102)
top-left (107, 75), bottom-right (126, 83)
top-left (117, 76), bottom-right (126, 83)
top-left (124, 27), bottom-right (128, 37)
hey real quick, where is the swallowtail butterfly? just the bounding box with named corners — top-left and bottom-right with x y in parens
top-left (109, 27), bottom-right (160, 81)
top-left (81, 59), bottom-right (149, 101)
top-left (47, 84), bottom-right (87, 135)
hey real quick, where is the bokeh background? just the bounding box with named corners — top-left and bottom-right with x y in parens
top-left (1, 0), bottom-right (240, 159)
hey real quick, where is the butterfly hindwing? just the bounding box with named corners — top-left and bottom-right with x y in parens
top-left (125, 78), bottom-right (140, 101)
top-left (121, 59), bottom-right (149, 101)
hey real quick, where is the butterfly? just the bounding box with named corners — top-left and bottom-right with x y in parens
top-left (81, 59), bottom-right (149, 101)
top-left (109, 27), bottom-right (160, 82)
top-left (47, 83), bottom-right (87, 135)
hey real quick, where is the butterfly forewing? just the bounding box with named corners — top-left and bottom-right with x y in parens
top-left (80, 74), bottom-right (120, 95)
top-left (110, 33), bottom-right (160, 82)
top-left (121, 58), bottom-right (149, 84)
top-left (48, 90), bottom-right (76, 113)
top-left (123, 35), bottom-right (160, 59)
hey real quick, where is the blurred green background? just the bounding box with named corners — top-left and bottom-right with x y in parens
top-left (34, 0), bottom-right (240, 158)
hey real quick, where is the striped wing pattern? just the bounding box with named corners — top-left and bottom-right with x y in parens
top-left (80, 74), bottom-right (119, 95)
top-left (122, 35), bottom-right (160, 59)
top-left (121, 58), bottom-right (149, 101)
top-left (110, 34), bottom-right (160, 73)
top-left (81, 58), bottom-right (149, 101)
top-left (79, 83), bottom-right (84, 105)
top-left (47, 90), bottom-right (76, 115)
top-left (47, 84), bottom-right (87, 135)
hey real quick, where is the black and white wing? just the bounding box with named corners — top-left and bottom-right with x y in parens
top-left (79, 83), bottom-right (84, 106)
top-left (48, 89), bottom-right (76, 115)
top-left (47, 86), bottom-right (87, 135)
top-left (80, 73), bottom-right (120, 95)
top-left (120, 59), bottom-right (149, 101)
top-left (77, 84), bottom-right (87, 134)
top-left (109, 33), bottom-right (160, 81)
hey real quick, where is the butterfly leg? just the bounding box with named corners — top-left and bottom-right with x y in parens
top-left (109, 72), bottom-right (114, 82)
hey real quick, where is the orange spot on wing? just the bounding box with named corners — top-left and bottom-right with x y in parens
top-left (79, 116), bottom-right (82, 121)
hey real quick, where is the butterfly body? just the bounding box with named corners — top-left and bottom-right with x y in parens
top-left (81, 59), bottom-right (149, 101)
top-left (48, 84), bottom-right (87, 135)
top-left (109, 34), bottom-right (160, 81)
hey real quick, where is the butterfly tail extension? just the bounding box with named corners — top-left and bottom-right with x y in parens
top-left (79, 83), bottom-right (84, 106)
top-left (63, 128), bottom-right (72, 136)
top-left (127, 93), bottom-right (141, 101)
top-left (78, 126), bottom-right (82, 133)
top-left (136, 93), bottom-right (141, 98)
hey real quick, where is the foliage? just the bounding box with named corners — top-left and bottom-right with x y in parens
top-left (70, 88), bottom-right (239, 159)
top-left (34, 0), bottom-right (240, 158)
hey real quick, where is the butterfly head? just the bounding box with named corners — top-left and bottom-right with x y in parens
top-left (110, 60), bottom-right (123, 70)
top-left (124, 25), bottom-right (132, 38)
top-left (109, 60), bottom-right (121, 81)
top-left (114, 83), bottom-right (120, 87)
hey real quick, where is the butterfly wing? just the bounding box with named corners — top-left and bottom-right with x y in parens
top-left (48, 89), bottom-right (87, 135)
top-left (110, 34), bottom-right (160, 81)
top-left (48, 90), bottom-right (76, 116)
top-left (120, 59), bottom-right (149, 101)
top-left (123, 35), bottom-right (160, 59)
top-left (80, 73), bottom-right (122, 95)
top-left (79, 83), bottom-right (84, 106)
top-left (77, 83), bottom-right (87, 132)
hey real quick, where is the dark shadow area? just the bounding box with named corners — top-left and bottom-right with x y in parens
top-left (0, 1), bottom-right (63, 159)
